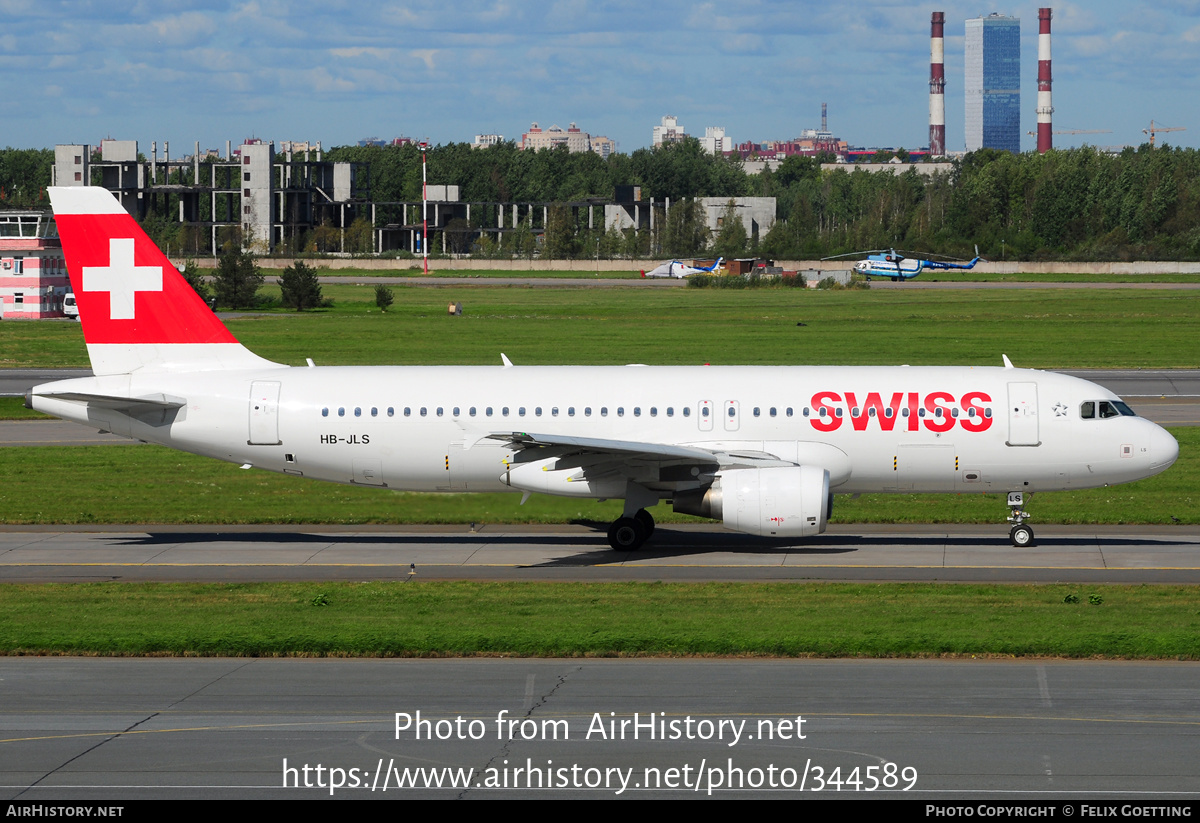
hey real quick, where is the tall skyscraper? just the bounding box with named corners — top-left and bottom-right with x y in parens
top-left (964, 13), bottom-right (1021, 153)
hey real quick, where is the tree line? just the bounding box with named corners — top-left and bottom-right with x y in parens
top-left (2, 140), bottom-right (1198, 260)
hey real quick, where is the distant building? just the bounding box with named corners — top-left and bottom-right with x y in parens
top-left (0, 211), bottom-right (68, 319)
top-left (589, 135), bottom-right (617, 159)
top-left (472, 134), bottom-right (505, 149)
top-left (699, 127), bottom-right (733, 155)
top-left (520, 122), bottom-right (613, 156)
top-left (965, 13), bottom-right (1021, 153)
top-left (653, 116), bottom-right (686, 146)
top-left (279, 141), bottom-right (321, 155)
top-left (735, 129), bottom-right (848, 161)
top-left (521, 122), bottom-right (590, 152)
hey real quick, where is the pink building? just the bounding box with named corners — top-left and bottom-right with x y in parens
top-left (0, 211), bottom-right (69, 319)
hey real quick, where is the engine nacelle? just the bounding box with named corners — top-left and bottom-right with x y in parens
top-left (673, 465), bottom-right (831, 537)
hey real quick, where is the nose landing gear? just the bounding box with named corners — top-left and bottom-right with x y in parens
top-left (1006, 491), bottom-right (1035, 547)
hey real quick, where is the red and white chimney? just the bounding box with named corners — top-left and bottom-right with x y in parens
top-left (1037, 8), bottom-right (1054, 154)
top-left (929, 11), bottom-right (946, 157)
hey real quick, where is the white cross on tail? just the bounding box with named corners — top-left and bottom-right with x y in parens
top-left (82, 237), bottom-right (162, 320)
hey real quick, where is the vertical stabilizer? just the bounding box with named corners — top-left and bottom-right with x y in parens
top-left (49, 187), bottom-right (281, 375)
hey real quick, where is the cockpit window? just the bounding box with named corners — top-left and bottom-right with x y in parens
top-left (1112, 401), bottom-right (1137, 417)
top-left (1083, 400), bottom-right (1138, 420)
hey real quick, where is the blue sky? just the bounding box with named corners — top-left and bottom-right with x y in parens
top-left (2, 1), bottom-right (1197, 154)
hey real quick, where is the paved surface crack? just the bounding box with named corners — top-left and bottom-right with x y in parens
top-left (459, 665), bottom-right (582, 799)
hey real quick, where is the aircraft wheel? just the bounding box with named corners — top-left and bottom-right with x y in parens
top-left (634, 508), bottom-right (655, 536)
top-left (1009, 524), bottom-right (1035, 548)
top-left (608, 517), bottom-right (647, 551)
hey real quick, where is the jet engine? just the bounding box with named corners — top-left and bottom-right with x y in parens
top-left (673, 465), bottom-right (831, 537)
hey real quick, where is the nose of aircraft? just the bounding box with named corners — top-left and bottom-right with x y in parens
top-left (1149, 423), bottom-right (1179, 472)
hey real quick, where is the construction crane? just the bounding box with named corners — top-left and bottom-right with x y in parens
top-left (1143, 120), bottom-right (1186, 148)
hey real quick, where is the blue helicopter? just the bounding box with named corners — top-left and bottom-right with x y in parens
top-left (826, 246), bottom-right (982, 281)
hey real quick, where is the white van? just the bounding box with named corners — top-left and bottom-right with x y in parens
top-left (63, 293), bottom-right (79, 320)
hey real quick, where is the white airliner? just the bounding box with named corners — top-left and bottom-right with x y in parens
top-left (30, 187), bottom-right (1178, 550)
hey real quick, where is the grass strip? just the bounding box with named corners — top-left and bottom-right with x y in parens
top-left (1, 581), bottom-right (1196, 659)
top-left (0, 396), bottom-right (53, 420)
top-left (4, 287), bottom-right (1199, 369)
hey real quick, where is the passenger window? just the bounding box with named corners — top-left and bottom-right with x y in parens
top-left (453, 407), bottom-right (460, 417)
top-left (850, 407), bottom-right (860, 418)
top-left (682, 407), bottom-right (690, 417)
top-left (322, 408), bottom-right (329, 417)
top-left (486, 407), bottom-right (493, 417)
top-left (437, 407), bottom-right (444, 417)
top-left (420, 407), bottom-right (427, 417)
top-left (519, 407), bottom-right (526, 417)
top-left (700, 407), bottom-right (708, 418)
top-left (536, 407), bottom-right (542, 416)
top-left (388, 407), bottom-right (395, 417)
top-left (371, 407), bottom-right (378, 417)
top-left (552, 407), bottom-right (559, 417)
top-left (650, 407), bottom-right (657, 417)
top-left (338, 407), bottom-right (345, 417)
top-left (502, 407), bottom-right (509, 416)
top-left (354, 407), bottom-right (361, 417)
top-left (568, 407), bottom-right (575, 417)
top-left (634, 407), bottom-right (641, 417)
top-left (753, 407), bottom-right (760, 417)
top-left (404, 407), bottom-right (411, 417)
top-left (770, 407), bottom-right (777, 417)
top-left (618, 407), bottom-right (625, 417)
top-left (666, 407), bottom-right (674, 417)
top-left (585, 407), bottom-right (592, 417)
top-left (601, 407), bottom-right (608, 417)
top-left (470, 407), bottom-right (477, 417)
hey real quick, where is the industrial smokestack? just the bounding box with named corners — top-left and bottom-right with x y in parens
top-left (1037, 8), bottom-right (1053, 153)
top-left (821, 102), bottom-right (827, 132)
top-left (929, 11), bottom-right (946, 157)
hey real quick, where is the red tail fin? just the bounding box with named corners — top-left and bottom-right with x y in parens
top-left (49, 187), bottom-right (278, 375)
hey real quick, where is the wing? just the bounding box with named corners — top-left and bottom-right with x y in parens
top-left (483, 431), bottom-right (796, 493)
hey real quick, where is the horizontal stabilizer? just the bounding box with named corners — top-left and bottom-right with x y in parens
top-left (33, 391), bottom-right (187, 412)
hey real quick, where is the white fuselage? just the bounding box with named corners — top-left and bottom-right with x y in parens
top-left (32, 364), bottom-right (1178, 499)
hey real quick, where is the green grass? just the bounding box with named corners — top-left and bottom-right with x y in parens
top-left (0, 428), bottom-right (1192, 525)
top-left (0, 396), bottom-right (52, 420)
top-left (6, 286), bottom-right (1196, 369)
top-left (1, 581), bottom-right (1196, 658)
top-left (920, 272), bottom-right (1200, 284)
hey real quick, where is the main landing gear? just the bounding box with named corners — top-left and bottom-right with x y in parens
top-left (1006, 491), bottom-right (1035, 547)
top-left (608, 509), bottom-right (655, 551)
